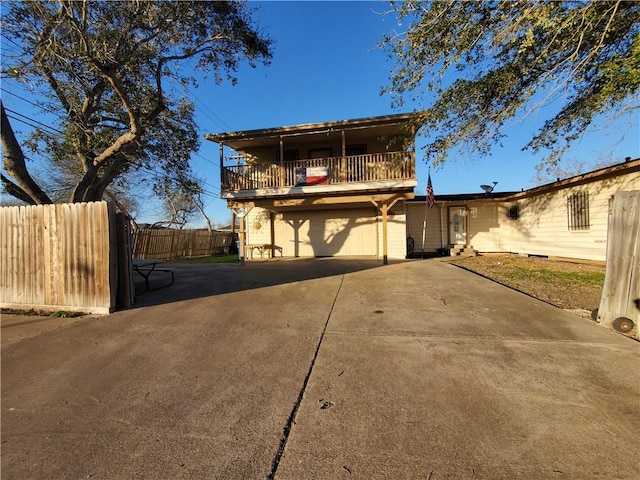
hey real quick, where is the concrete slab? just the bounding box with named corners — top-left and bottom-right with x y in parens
top-left (1, 259), bottom-right (638, 479)
top-left (1, 312), bottom-right (90, 348)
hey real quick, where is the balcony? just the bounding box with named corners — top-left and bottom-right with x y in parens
top-left (221, 151), bottom-right (415, 194)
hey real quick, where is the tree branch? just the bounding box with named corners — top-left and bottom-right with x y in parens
top-left (1, 174), bottom-right (37, 205)
top-left (1, 102), bottom-right (52, 204)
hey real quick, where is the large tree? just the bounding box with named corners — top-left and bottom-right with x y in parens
top-left (1, 0), bottom-right (272, 205)
top-left (380, 0), bottom-right (639, 168)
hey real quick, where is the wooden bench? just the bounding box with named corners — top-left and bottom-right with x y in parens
top-left (132, 259), bottom-right (174, 292)
top-left (246, 244), bottom-right (283, 259)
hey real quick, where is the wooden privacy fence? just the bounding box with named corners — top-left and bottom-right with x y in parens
top-left (0, 202), bottom-right (117, 314)
top-left (597, 191), bottom-right (639, 339)
top-left (132, 228), bottom-right (236, 260)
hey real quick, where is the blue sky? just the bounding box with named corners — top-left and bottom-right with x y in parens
top-left (192, 0), bottom-right (639, 227)
top-left (2, 1), bottom-right (638, 227)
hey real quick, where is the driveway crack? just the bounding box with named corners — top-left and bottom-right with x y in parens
top-left (267, 275), bottom-right (344, 479)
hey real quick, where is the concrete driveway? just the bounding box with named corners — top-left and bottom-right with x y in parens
top-left (2, 259), bottom-right (638, 479)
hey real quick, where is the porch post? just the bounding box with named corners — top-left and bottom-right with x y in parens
top-left (239, 212), bottom-right (246, 264)
top-left (270, 210), bottom-right (276, 258)
top-left (411, 125), bottom-right (416, 177)
top-left (372, 196), bottom-right (402, 265)
top-left (341, 130), bottom-right (346, 183)
top-left (231, 204), bottom-right (253, 265)
top-left (219, 142), bottom-right (224, 187)
top-left (382, 202), bottom-right (389, 265)
top-left (279, 136), bottom-right (284, 187)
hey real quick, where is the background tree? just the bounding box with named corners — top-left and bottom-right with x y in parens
top-left (1, 0), bottom-right (272, 205)
top-left (154, 176), bottom-right (213, 231)
top-left (380, 0), bottom-right (639, 170)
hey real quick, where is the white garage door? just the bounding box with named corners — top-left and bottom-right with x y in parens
top-left (274, 209), bottom-right (377, 257)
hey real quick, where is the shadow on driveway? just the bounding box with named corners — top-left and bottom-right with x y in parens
top-left (130, 257), bottom-right (388, 309)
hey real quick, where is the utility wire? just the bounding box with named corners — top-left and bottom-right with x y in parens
top-left (1, 88), bottom-right (62, 116)
top-left (184, 85), bottom-right (233, 132)
top-left (5, 110), bottom-right (63, 135)
top-left (1, 33), bottom-right (23, 51)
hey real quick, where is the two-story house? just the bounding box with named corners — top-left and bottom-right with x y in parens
top-left (205, 113), bottom-right (420, 263)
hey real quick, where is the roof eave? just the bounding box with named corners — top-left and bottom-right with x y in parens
top-left (204, 112), bottom-right (419, 145)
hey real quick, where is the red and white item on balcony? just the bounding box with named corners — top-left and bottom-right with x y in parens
top-left (296, 166), bottom-right (329, 186)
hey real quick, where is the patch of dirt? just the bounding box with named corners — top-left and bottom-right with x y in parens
top-left (443, 254), bottom-right (605, 317)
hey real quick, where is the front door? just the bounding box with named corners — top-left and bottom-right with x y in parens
top-left (449, 206), bottom-right (467, 245)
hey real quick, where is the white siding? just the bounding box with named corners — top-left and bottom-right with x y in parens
top-left (376, 202), bottom-right (406, 259)
top-left (269, 208), bottom-right (378, 258)
top-left (467, 203), bottom-right (505, 252)
top-left (245, 207), bottom-right (273, 247)
top-left (406, 202), bottom-right (444, 253)
top-left (501, 173), bottom-right (640, 261)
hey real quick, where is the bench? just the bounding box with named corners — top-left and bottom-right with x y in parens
top-left (246, 244), bottom-right (283, 259)
top-left (132, 259), bottom-right (174, 292)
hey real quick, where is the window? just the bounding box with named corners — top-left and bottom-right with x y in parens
top-left (567, 191), bottom-right (589, 230)
top-left (507, 204), bottom-right (519, 220)
top-left (308, 147), bottom-right (332, 159)
top-left (345, 144), bottom-right (367, 156)
top-left (276, 149), bottom-right (299, 162)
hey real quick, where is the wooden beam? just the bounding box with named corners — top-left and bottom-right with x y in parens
top-left (230, 204), bottom-right (254, 264)
top-left (238, 212), bottom-right (246, 264)
top-left (270, 210), bottom-right (276, 258)
top-left (381, 202), bottom-right (389, 265)
top-left (260, 192), bottom-right (412, 210)
top-left (341, 130), bottom-right (346, 183)
top-left (279, 137), bottom-right (284, 187)
top-left (219, 142), bottom-right (224, 189)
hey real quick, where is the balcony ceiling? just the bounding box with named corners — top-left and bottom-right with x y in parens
top-left (204, 113), bottom-right (419, 151)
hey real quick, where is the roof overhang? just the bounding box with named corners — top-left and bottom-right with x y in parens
top-left (204, 113), bottom-right (420, 151)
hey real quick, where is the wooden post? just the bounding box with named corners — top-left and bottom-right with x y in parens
top-left (270, 211), bottom-right (276, 258)
top-left (597, 191), bottom-right (639, 339)
top-left (382, 202), bottom-right (389, 265)
top-left (341, 130), bottom-right (346, 182)
top-left (371, 196), bottom-right (402, 265)
top-left (231, 204), bottom-right (253, 264)
top-left (411, 124), bottom-right (416, 178)
top-left (279, 137), bottom-right (284, 187)
top-left (239, 212), bottom-right (246, 264)
top-left (219, 142), bottom-right (224, 189)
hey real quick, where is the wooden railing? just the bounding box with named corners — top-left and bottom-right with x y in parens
top-left (221, 151), bottom-right (414, 192)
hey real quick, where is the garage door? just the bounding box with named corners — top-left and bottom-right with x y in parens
top-left (274, 209), bottom-right (377, 257)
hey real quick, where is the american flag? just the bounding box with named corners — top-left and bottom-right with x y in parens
top-left (427, 173), bottom-right (435, 208)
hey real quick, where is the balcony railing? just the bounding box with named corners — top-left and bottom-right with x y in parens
top-left (221, 151), bottom-right (414, 192)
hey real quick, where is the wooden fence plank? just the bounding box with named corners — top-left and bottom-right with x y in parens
top-left (597, 191), bottom-right (639, 339)
top-left (131, 229), bottom-right (235, 260)
top-left (0, 201), bottom-right (116, 314)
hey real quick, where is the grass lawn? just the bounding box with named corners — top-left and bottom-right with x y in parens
top-left (169, 254), bottom-right (240, 264)
top-left (444, 254), bottom-right (605, 314)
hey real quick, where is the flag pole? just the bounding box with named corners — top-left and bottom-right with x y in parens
top-left (422, 168), bottom-right (435, 259)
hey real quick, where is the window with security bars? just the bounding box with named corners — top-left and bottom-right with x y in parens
top-left (567, 191), bottom-right (590, 230)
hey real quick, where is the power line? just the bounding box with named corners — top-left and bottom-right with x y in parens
top-left (194, 151), bottom-right (220, 168)
top-left (1, 88), bottom-right (62, 116)
top-left (5, 110), bottom-right (63, 135)
top-left (1, 33), bottom-right (23, 51)
top-left (184, 85), bottom-right (233, 132)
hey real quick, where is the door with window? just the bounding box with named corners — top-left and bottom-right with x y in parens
top-left (449, 206), bottom-right (467, 245)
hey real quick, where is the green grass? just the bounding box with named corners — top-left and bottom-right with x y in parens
top-left (169, 254), bottom-right (240, 264)
top-left (497, 268), bottom-right (605, 286)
